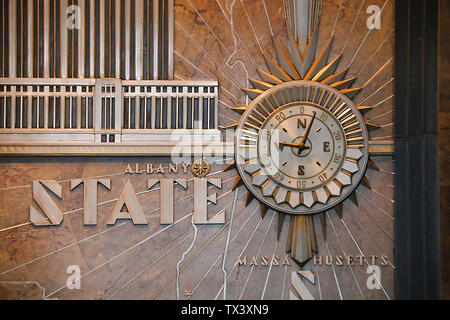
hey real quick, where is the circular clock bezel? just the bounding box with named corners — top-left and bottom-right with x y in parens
top-left (234, 80), bottom-right (370, 215)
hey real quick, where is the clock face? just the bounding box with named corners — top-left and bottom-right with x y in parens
top-left (258, 103), bottom-right (347, 191)
top-left (235, 81), bottom-right (370, 215)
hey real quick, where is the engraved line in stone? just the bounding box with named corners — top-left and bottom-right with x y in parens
top-left (107, 190), bottom-right (250, 300)
top-left (187, 204), bottom-right (260, 299)
top-left (347, 0), bottom-right (390, 69)
top-left (260, 233), bottom-right (280, 300)
top-left (326, 212), bottom-right (365, 299)
top-left (45, 187), bottom-right (242, 299)
top-left (358, 78), bottom-right (394, 105)
top-left (340, 0), bottom-right (367, 55)
top-left (238, 211), bottom-right (276, 300)
top-left (340, 218), bottom-right (391, 299)
top-left (150, 190), bottom-right (249, 299)
top-left (221, 188), bottom-right (240, 300)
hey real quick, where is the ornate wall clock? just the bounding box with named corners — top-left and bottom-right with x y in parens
top-left (224, 0), bottom-right (392, 276)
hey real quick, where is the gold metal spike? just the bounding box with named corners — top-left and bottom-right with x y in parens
top-left (366, 122), bottom-right (381, 131)
top-left (289, 216), bottom-right (315, 266)
top-left (248, 78), bottom-right (273, 91)
top-left (231, 106), bottom-right (248, 114)
top-left (245, 190), bottom-right (255, 207)
top-left (256, 68), bottom-right (284, 85)
top-left (264, 55), bottom-right (293, 82)
top-left (260, 203), bottom-right (270, 219)
top-left (368, 158), bottom-right (381, 171)
top-left (341, 87), bottom-right (363, 99)
top-left (277, 212), bottom-right (286, 241)
top-left (232, 176), bottom-right (244, 191)
top-left (287, 27), bottom-right (305, 77)
top-left (309, 216), bottom-right (318, 253)
top-left (330, 77), bottom-right (357, 90)
top-left (361, 176), bottom-right (372, 190)
top-left (320, 212), bottom-right (326, 242)
top-left (311, 54), bottom-right (342, 82)
top-left (273, 38), bottom-right (301, 79)
top-left (286, 216), bottom-right (295, 253)
top-left (335, 203), bottom-right (343, 219)
top-left (321, 68), bottom-right (348, 85)
top-left (222, 122), bottom-right (239, 130)
top-left (363, 57), bottom-right (393, 88)
top-left (349, 191), bottom-right (359, 206)
top-left (223, 160), bottom-right (236, 172)
top-left (304, 37), bottom-right (333, 81)
top-left (243, 88), bottom-right (264, 100)
top-left (357, 106), bottom-right (373, 114)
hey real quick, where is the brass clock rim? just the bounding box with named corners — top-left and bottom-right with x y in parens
top-left (234, 80), bottom-right (370, 215)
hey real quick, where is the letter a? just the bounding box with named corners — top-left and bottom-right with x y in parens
top-left (107, 180), bottom-right (147, 225)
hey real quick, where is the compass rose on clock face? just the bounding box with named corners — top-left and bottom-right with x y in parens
top-left (234, 81), bottom-right (369, 215)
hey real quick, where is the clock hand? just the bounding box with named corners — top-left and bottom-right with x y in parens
top-left (279, 142), bottom-right (311, 151)
top-left (298, 112), bottom-right (316, 155)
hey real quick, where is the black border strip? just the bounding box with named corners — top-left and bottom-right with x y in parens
top-left (394, 0), bottom-right (440, 299)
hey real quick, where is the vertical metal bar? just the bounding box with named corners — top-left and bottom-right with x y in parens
top-left (152, 0), bottom-right (158, 80)
top-left (144, 87), bottom-right (148, 128)
top-left (135, 0), bottom-right (144, 80)
top-left (60, 86), bottom-right (66, 128)
top-left (115, 0), bottom-right (121, 79)
top-left (115, 81), bottom-right (122, 141)
top-left (151, 88), bottom-right (156, 129)
top-left (125, 0), bottom-right (130, 80)
top-left (89, 0), bottom-right (95, 78)
top-left (53, 88), bottom-right (56, 128)
top-left (167, 0), bottom-right (173, 79)
top-left (44, 86), bottom-right (49, 128)
top-left (175, 88), bottom-right (178, 129)
top-left (183, 88), bottom-right (187, 129)
top-left (9, 0), bottom-right (17, 78)
top-left (69, 87), bottom-right (73, 128)
top-left (99, 0), bottom-right (105, 78)
top-left (78, 0), bottom-right (85, 78)
top-left (167, 86), bottom-right (172, 129)
top-left (11, 86), bottom-right (16, 128)
top-left (27, 85), bottom-right (32, 128)
top-left (27, 0), bottom-right (33, 78)
top-left (20, 95), bottom-right (23, 128)
top-left (214, 86), bottom-right (218, 129)
top-left (198, 87), bottom-right (203, 129)
top-left (135, 85), bottom-right (140, 128)
top-left (43, 0), bottom-right (50, 77)
top-left (77, 86), bottom-right (82, 128)
top-left (61, 0), bottom-right (68, 78)
top-left (94, 80), bottom-right (102, 141)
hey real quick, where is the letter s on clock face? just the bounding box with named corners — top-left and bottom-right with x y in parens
top-left (235, 81), bottom-right (370, 215)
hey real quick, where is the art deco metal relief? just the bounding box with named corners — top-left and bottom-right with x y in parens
top-left (0, 0), bottom-right (395, 301)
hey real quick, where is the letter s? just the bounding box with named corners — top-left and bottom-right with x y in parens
top-left (30, 181), bottom-right (63, 226)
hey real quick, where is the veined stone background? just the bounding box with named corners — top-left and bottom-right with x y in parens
top-left (0, 0), bottom-right (395, 300)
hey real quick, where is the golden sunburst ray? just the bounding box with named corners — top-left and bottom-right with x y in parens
top-left (224, 0), bottom-right (387, 266)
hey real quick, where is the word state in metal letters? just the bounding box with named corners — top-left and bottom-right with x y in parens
top-left (29, 162), bottom-right (225, 227)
